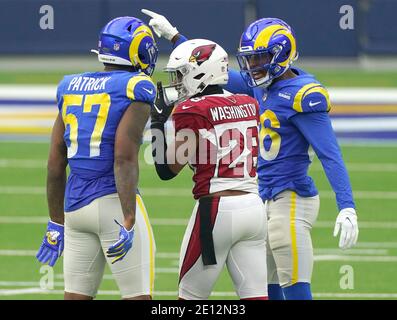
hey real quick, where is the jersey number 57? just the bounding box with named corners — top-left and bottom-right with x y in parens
top-left (61, 93), bottom-right (111, 158)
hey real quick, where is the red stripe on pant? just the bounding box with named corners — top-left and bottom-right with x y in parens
top-left (179, 197), bottom-right (220, 283)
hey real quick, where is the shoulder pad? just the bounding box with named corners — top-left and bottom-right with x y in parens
top-left (126, 73), bottom-right (156, 105)
top-left (292, 82), bottom-right (331, 113)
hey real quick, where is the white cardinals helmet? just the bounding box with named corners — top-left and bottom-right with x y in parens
top-left (163, 39), bottom-right (229, 104)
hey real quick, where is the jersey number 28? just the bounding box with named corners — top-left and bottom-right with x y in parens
top-left (213, 121), bottom-right (258, 178)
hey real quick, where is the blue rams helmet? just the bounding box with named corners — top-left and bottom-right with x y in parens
top-left (92, 17), bottom-right (158, 76)
top-left (237, 18), bottom-right (298, 88)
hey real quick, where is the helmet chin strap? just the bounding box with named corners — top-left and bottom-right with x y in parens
top-left (256, 53), bottom-right (294, 89)
top-left (172, 73), bottom-right (216, 104)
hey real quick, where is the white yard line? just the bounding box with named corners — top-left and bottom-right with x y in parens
top-left (0, 159), bottom-right (45, 168)
top-left (1, 249), bottom-right (397, 263)
top-left (338, 142), bottom-right (397, 148)
top-left (315, 221), bottom-right (397, 229)
top-left (314, 255), bottom-right (397, 262)
top-left (0, 217), bottom-right (48, 224)
top-left (322, 190), bottom-right (397, 200)
top-left (1, 158), bottom-right (397, 172)
top-left (313, 249), bottom-right (389, 255)
top-left (0, 250), bottom-right (37, 256)
top-left (0, 249), bottom-right (181, 259)
top-left (0, 186), bottom-right (45, 194)
top-left (0, 288), bottom-right (52, 296)
top-left (0, 281), bottom-right (64, 287)
top-left (356, 242), bottom-right (397, 248)
top-left (155, 252), bottom-right (180, 259)
top-left (310, 163), bottom-right (397, 172)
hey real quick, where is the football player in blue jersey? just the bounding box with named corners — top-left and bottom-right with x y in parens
top-left (142, 10), bottom-right (359, 300)
top-left (36, 17), bottom-right (158, 300)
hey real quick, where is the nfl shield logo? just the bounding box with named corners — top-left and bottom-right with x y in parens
top-left (262, 92), bottom-right (268, 102)
top-left (113, 43), bottom-right (120, 51)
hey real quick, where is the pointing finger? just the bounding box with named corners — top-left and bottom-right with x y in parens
top-left (141, 9), bottom-right (159, 18)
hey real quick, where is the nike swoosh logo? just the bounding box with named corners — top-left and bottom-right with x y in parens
top-left (272, 196), bottom-right (284, 202)
top-left (153, 104), bottom-right (163, 114)
top-left (143, 88), bottom-right (154, 94)
top-left (182, 106), bottom-right (193, 110)
top-left (309, 101), bottom-right (322, 107)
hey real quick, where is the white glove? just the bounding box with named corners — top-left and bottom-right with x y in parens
top-left (141, 9), bottom-right (179, 40)
top-left (333, 208), bottom-right (359, 250)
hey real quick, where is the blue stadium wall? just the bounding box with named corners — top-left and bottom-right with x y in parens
top-left (1, 0), bottom-right (397, 56)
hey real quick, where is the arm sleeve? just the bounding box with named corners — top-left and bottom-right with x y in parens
top-left (173, 34), bottom-right (189, 49)
top-left (291, 112), bottom-right (355, 211)
top-left (223, 69), bottom-right (254, 96)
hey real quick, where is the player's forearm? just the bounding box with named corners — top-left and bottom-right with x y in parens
top-left (292, 112), bottom-right (355, 210)
top-left (312, 132), bottom-right (356, 210)
top-left (46, 167), bottom-right (66, 225)
top-left (171, 33), bottom-right (188, 49)
top-left (224, 69), bottom-right (254, 96)
top-left (151, 122), bottom-right (177, 180)
top-left (318, 156), bottom-right (355, 210)
top-left (114, 157), bottom-right (138, 230)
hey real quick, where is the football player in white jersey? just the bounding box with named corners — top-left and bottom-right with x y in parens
top-left (150, 39), bottom-right (268, 300)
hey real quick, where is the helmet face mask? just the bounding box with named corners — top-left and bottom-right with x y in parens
top-left (237, 48), bottom-right (275, 87)
top-left (163, 65), bottom-right (192, 105)
top-left (237, 18), bottom-right (298, 88)
top-left (163, 39), bottom-right (229, 105)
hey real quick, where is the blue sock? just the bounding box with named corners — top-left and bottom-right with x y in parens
top-left (268, 284), bottom-right (285, 300)
top-left (282, 282), bottom-right (312, 300)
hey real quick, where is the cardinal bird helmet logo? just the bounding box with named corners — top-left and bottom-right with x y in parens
top-left (189, 44), bottom-right (216, 66)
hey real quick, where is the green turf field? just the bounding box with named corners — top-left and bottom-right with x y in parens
top-left (0, 141), bottom-right (396, 300)
top-left (1, 68), bottom-right (397, 87)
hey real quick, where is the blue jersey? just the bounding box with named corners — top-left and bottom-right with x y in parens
top-left (226, 67), bottom-right (355, 210)
top-left (56, 70), bottom-right (156, 212)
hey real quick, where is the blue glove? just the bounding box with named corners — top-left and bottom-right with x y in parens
top-left (36, 220), bottom-right (64, 267)
top-left (106, 220), bottom-right (135, 264)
